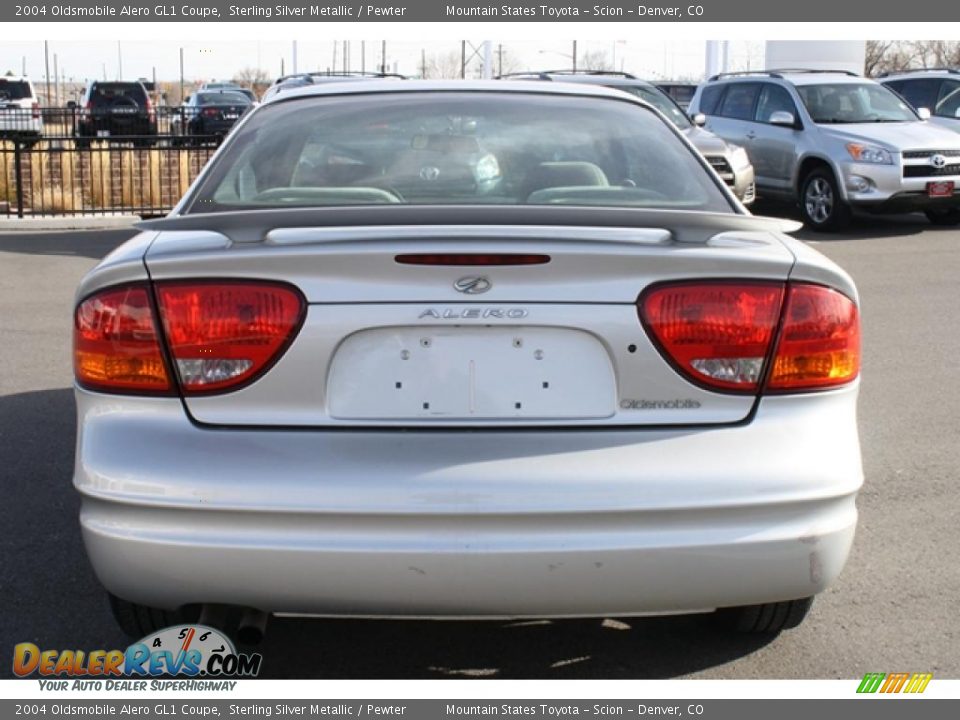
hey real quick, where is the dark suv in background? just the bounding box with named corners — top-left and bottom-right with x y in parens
top-left (75, 81), bottom-right (157, 147)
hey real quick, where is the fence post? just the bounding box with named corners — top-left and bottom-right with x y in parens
top-left (13, 140), bottom-right (25, 219)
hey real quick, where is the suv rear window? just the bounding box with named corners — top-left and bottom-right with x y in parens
top-left (191, 92), bottom-right (734, 214)
top-left (0, 80), bottom-right (32, 101)
top-left (90, 83), bottom-right (148, 104)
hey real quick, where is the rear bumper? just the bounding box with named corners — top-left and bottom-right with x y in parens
top-left (75, 385), bottom-right (862, 617)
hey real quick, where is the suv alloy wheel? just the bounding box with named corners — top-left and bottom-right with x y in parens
top-left (801, 167), bottom-right (851, 231)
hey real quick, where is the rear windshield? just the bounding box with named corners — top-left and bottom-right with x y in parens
top-left (797, 83), bottom-right (917, 123)
top-left (0, 80), bottom-right (32, 101)
top-left (91, 83), bottom-right (148, 102)
top-left (197, 92), bottom-right (251, 106)
top-left (190, 92), bottom-right (733, 213)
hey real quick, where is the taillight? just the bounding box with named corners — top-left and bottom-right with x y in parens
top-left (202, 108), bottom-right (219, 118)
top-left (640, 282), bottom-right (784, 392)
top-left (74, 284), bottom-right (171, 394)
top-left (766, 284), bottom-right (860, 391)
top-left (639, 281), bottom-right (860, 394)
top-left (31, 102), bottom-right (40, 119)
top-left (155, 281), bottom-right (305, 394)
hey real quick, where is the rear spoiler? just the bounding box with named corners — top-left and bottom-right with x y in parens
top-left (138, 206), bottom-right (802, 245)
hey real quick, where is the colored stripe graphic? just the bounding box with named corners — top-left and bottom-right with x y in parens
top-left (904, 673), bottom-right (933, 694)
top-left (857, 672), bottom-right (932, 694)
top-left (857, 673), bottom-right (885, 693)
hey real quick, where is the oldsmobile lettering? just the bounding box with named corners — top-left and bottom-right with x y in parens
top-left (418, 308), bottom-right (529, 320)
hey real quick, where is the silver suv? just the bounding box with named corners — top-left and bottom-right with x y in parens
top-left (880, 68), bottom-right (960, 134)
top-left (501, 71), bottom-right (756, 204)
top-left (690, 69), bottom-right (960, 229)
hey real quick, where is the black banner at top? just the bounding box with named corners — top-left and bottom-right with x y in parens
top-left (3, 0), bottom-right (957, 22)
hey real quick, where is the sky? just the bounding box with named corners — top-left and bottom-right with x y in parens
top-left (1, 38), bottom-right (766, 87)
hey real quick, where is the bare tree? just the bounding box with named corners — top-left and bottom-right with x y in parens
top-left (577, 50), bottom-right (613, 72)
top-left (424, 51), bottom-right (463, 79)
top-left (865, 40), bottom-right (960, 77)
top-left (232, 66), bottom-right (271, 94)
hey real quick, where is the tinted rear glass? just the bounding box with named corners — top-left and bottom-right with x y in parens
top-left (189, 92), bottom-right (733, 214)
top-left (0, 80), bottom-right (32, 101)
top-left (718, 83), bottom-right (760, 120)
top-left (698, 85), bottom-right (726, 114)
top-left (91, 83), bottom-right (148, 102)
top-left (197, 92), bottom-right (251, 106)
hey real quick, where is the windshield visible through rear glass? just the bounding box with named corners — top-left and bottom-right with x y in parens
top-left (797, 83), bottom-right (917, 123)
top-left (615, 85), bottom-right (692, 129)
top-left (190, 92), bottom-right (732, 213)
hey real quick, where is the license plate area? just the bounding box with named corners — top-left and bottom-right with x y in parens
top-left (927, 180), bottom-right (955, 197)
top-left (328, 326), bottom-right (616, 421)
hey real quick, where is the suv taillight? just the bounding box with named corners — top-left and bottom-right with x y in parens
top-left (74, 281), bottom-right (305, 395)
top-left (639, 281), bottom-right (859, 393)
top-left (31, 102), bottom-right (40, 119)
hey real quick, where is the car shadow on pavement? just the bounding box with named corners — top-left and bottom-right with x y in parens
top-left (0, 229), bottom-right (138, 260)
top-left (751, 201), bottom-right (936, 242)
top-left (0, 387), bottom-right (777, 679)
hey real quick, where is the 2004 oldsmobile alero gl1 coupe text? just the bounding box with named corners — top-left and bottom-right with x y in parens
top-left (73, 81), bottom-right (862, 641)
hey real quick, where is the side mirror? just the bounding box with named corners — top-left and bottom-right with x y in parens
top-left (769, 111), bottom-right (796, 127)
top-left (917, 107), bottom-right (932, 120)
top-left (691, 113), bottom-right (707, 127)
top-left (66, 101), bottom-right (76, 110)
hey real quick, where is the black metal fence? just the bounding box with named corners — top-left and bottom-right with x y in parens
top-left (0, 137), bottom-right (219, 218)
top-left (0, 105), bottom-right (237, 217)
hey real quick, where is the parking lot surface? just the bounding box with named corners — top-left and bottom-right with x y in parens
top-left (1, 215), bottom-right (957, 679)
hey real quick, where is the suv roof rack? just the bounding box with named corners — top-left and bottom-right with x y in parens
top-left (274, 70), bottom-right (406, 83)
top-left (496, 69), bottom-right (639, 80)
top-left (877, 67), bottom-right (960, 78)
top-left (708, 68), bottom-right (860, 81)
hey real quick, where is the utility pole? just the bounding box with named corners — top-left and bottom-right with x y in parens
top-left (421, 48), bottom-right (427, 79)
top-left (292, 40), bottom-right (298, 74)
top-left (461, 41), bottom-right (466, 79)
top-left (572, 40), bottom-right (577, 73)
top-left (179, 48), bottom-right (185, 105)
top-left (361, 40), bottom-right (365, 74)
top-left (380, 40), bottom-right (386, 74)
top-left (343, 41), bottom-right (348, 73)
top-left (482, 41), bottom-right (492, 79)
top-left (44, 41), bottom-right (51, 105)
top-left (498, 44), bottom-right (503, 77)
top-left (117, 41), bottom-right (123, 80)
top-left (22, 56), bottom-right (26, 76)
top-left (53, 53), bottom-right (59, 106)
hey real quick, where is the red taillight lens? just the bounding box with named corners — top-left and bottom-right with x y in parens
top-left (74, 284), bottom-right (171, 393)
top-left (640, 280), bottom-right (860, 394)
top-left (155, 281), bottom-right (305, 394)
top-left (640, 282), bottom-right (785, 392)
top-left (767, 284), bottom-right (860, 391)
top-left (202, 108), bottom-right (219, 118)
top-left (31, 102), bottom-right (40, 119)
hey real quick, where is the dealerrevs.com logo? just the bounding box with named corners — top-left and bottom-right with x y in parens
top-left (13, 625), bottom-right (262, 684)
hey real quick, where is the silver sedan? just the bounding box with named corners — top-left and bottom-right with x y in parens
top-left (73, 81), bottom-right (862, 642)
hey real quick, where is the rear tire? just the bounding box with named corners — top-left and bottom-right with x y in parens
top-left (714, 596), bottom-right (814, 634)
top-left (800, 168), bottom-right (851, 232)
top-left (108, 593), bottom-right (200, 638)
top-left (925, 208), bottom-right (960, 226)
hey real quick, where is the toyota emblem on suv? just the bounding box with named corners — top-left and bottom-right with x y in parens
top-left (453, 276), bottom-right (492, 294)
top-left (930, 154), bottom-right (948, 169)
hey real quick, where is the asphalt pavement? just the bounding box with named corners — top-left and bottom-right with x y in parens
top-left (1, 215), bottom-right (957, 679)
